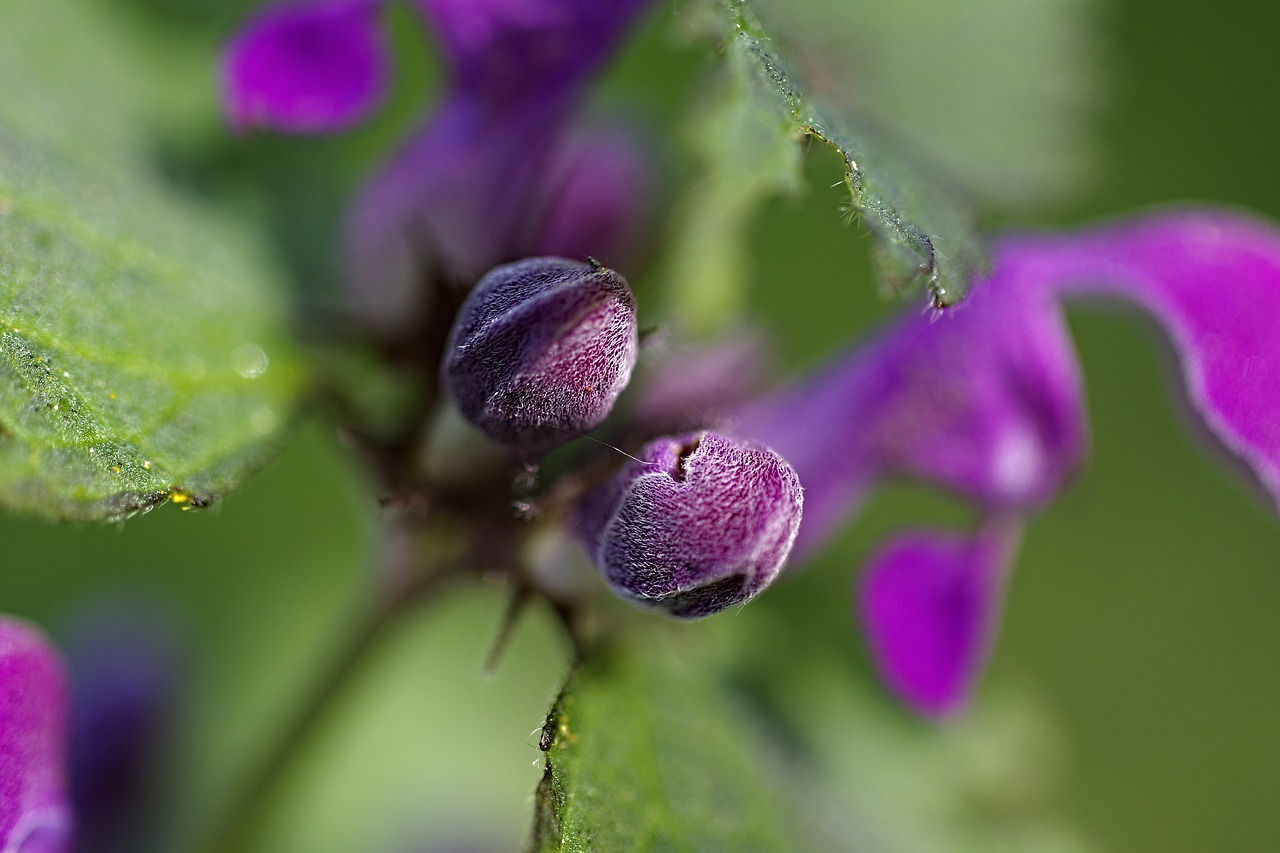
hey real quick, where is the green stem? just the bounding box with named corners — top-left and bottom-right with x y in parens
top-left (198, 524), bottom-right (457, 853)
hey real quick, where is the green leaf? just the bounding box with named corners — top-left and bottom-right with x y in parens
top-left (0, 0), bottom-right (305, 521)
top-left (530, 637), bottom-right (829, 852)
top-left (750, 0), bottom-right (1101, 212)
top-left (663, 0), bottom-right (988, 331)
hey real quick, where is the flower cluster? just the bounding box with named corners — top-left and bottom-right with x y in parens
top-left (219, 0), bottom-right (1280, 723)
top-left (5, 0), bottom-right (1280, 847)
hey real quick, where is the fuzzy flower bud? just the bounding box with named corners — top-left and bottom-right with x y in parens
top-left (443, 257), bottom-right (638, 450)
top-left (576, 431), bottom-right (803, 618)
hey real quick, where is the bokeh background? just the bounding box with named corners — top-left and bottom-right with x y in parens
top-left (2, 0), bottom-right (1277, 850)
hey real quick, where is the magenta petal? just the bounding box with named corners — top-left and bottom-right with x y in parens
top-left (342, 94), bottom-right (571, 328)
top-left (530, 128), bottom-right (656, 272)
top-left (735, 265), bottom-right (1087, 556)
top-left (997, 210), bottom-right (1280, 509)
top-left (415, 0), bottom-right (651, 99)
top-left (858, 525), bottom-right (1018, 718)
top-left (222, 0), bottom-right (388, 133)
top-left (0, 619), bottom-right (71, 853)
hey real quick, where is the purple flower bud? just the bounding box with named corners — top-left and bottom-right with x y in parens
top-left (443, 258), bottom-right (638, 450)
top-left (221, 0), bottom-right (389, 134)
top-left (0, 618), bottom-right (71, 853)
top-left (576, 431), bottom-right (804, 618)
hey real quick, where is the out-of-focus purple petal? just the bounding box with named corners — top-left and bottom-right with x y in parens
top-left (343, 0), bottom-right (653, 330)
top-left (343, 93), bottom-right (571, 328)
top-left (734, 269), bottom-right (1086, 556)
top-left (629, 330), bottom-right (772, 435)
top-left (858, 524), bottom-right (1018, 718)
top-left (0, 618), bottom-right (71, 853)
top-left (415, 0), bottom-right (652, 100)
top-left (66, 605), bottom-right (179, 853)
top-left (996, 210), bottom-right (1280, 509)
top-left (530, 128), bottom-right (657, 272)
top-left (222, 0), bottom-right (389, 133)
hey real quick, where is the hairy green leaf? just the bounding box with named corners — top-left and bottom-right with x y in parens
top-left (0, 0), bottom-right (305, 520)
top-left (664, 0), bottom-right (988, 330)
top-left (752, 0), bottom-right (1101, 212)
top-left (530, 638), bottom-right (827, 853)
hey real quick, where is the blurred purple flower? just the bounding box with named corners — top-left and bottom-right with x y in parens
top-left (0, 618), bottom-right (71, 853)
top-left (223, 2), bottom-right (1280, 721)
top-left (222, 0), bottom-right (390, 133)
top-left (65, 604), bottom-right (179, 853)
top-left (735, 209), bottom-right (1280, 716)
top-left (222, 0), bottom-right (656, 331)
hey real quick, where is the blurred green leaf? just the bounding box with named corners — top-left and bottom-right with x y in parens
top-left (663, 0), bottom-right (988, 328)
top-left (531, 636), bottom-right (828, 852)
top-left (752, 0), bottom-right (1102, 213)
top-left (0, 0), bottom-right (305, 520)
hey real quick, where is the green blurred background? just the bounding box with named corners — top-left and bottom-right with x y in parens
top-left (2, 0), bottom-right (1277, 850)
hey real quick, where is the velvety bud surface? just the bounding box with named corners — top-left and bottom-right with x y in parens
top-left (0, 619), bottom-right (71, 853)
top-left (859, 525), bottom-right (1017, 718)
top-left (443, 258), bottom-right (637, 450)
top-left (222, 0), bottom-right (388, 133)
top-left (577, 431), bottom-right (803, 618)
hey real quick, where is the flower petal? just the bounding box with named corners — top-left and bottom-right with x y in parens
top-left (530, 127), bottom-right (656, 272)
top-left (342, 94), bottom-right (571, 328)
top-left (415, 0), bottom-right (651, 100)
top-left (0, 618), bottom-right (71, 853)
top-left (734, 264), bottom-right (1086, 556)
top-left (858, 524), bottom-right (1018, 718)
top-left (997, 210), bottom-right (1280, 509)
top-left (222, 0), bottom-right (388, 133)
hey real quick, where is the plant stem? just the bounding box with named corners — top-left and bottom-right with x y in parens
top-left (197, 523), bottom-right (457, 853)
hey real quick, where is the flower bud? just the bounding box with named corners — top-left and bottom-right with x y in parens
top-left (576, 431), bottom-right (803, 618)
top-left (443, 257), bottom-right (638, 450)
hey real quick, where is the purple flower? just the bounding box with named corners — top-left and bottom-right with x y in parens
top-left (222, 0), bottom-right (656, 332)
top-left (735, 209), bottom-right (1280, 716)
top-left (221, 0), bottom-right (389, 133)
top-left (0, 618), bottom-right (71, 853)
top-left (223, 2), bottom-right (1280, 720)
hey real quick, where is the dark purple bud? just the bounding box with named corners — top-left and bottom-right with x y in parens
top-left (0, 618), bottom-right (72, 853)
top-left (576, 431), bottom-right (803, 618)
top-left (443, 258), bottom-right (638, 450)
